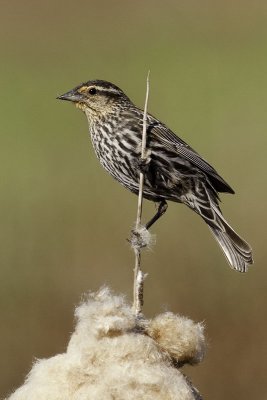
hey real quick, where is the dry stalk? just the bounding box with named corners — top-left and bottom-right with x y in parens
top-left (132, 72), bottom-right (150, 316)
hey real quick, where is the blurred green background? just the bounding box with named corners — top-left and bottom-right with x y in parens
top-left (1, 0), bottom-right (266, 398)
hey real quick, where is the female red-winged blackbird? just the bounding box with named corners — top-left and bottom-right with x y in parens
top-left (58, 80), bottom-right (253, 272)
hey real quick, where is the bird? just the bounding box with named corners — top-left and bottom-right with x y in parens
top-left (57, 79), bottom-right (253, 272)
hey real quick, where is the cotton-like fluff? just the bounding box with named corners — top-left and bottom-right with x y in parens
top-left (5, 287), bottom-right (205, 400)
top-left (146, 312), bottom-right (205, 366)
top-left (130, 225), bottom-right (156, 250)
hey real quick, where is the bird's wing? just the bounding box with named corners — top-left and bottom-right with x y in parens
top-left (148, 119), bottom-right (235, 194)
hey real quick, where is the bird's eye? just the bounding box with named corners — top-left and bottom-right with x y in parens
top-left (89, 87), bottom-right (97, 95)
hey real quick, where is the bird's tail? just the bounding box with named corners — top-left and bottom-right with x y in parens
top-left (183, 182), bottom-right (253, 272)
top-left (207, 209), bottom-right (253, 272)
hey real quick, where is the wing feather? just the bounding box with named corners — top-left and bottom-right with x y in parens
top-left (148, 120), bottom-right (235, 194)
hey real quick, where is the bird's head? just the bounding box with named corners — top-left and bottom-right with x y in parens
top-left (57, 80), bottom-right (131, 117)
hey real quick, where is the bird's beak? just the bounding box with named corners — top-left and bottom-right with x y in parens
top-left (57, 89), bottom-right (84, 103)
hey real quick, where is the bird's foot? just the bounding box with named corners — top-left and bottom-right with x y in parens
top-left (136, 151), bottom-right (151, 174)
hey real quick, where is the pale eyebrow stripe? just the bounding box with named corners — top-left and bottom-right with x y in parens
top-left (92, 86), bottom-right (121, 94)
top-left (78, 85), bottom-right (122, 95)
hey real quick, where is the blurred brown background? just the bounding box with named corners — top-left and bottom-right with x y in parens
top-left (0, 0), bottom-right (266, 398)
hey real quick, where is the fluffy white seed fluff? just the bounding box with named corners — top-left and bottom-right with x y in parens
top-left (146, 312), bottom-right (205, 366)
top-left (130, 225), bottom-right (156, 250)
top-left (5, 287), bottom-right (205, 400)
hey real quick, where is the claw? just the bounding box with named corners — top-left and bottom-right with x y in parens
top-left (136, 151), bottom-right (151, 174)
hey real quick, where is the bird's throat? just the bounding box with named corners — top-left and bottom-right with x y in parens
top-left (75, 102), bottom-right (87, 112)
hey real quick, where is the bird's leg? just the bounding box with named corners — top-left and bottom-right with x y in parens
top-left (145, 200), bottom-right (168, 230)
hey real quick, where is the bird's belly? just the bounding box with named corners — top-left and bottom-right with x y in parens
top-left (89, 131), bottom-right (191, 202)
top-left (96, 153), bottom-right (184, 203)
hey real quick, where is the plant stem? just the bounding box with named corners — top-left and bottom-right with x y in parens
top-left (133, 71), bottom-right (150, 316)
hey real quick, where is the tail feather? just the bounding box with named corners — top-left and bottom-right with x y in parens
top-left (183, 180), bottom-right (253, 272)
top-left (209, 222), bottom-right (253, 272)
top-left (181, 180), bottom-right (253, 272)
top-left (211, 206), bottom-right (253, 272)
